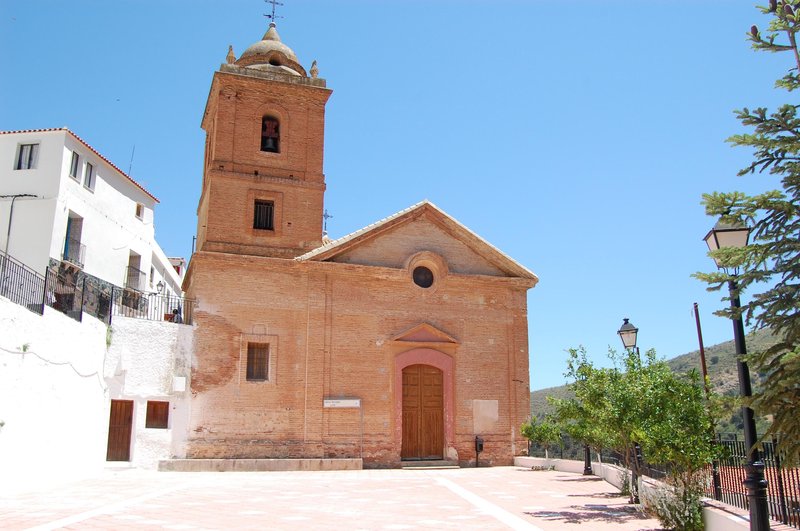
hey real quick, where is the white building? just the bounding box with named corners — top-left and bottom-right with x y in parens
top-left (0, 129), bottom-right (193, 484)
top-left (0, 128), bottom-right (182, 301)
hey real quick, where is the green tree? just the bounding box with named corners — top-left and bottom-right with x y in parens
top-left (521, 416), bottom-right (561, 459)
top-left (546, 348), bottom-right (616, 453)
top-left (553, 349), bottom-right (650, 462)
top-left (550, 347), bottom-right (720, 530)
top-left (697, 0), bottom-right (800, 464)
top-left (637, 366), bottom-right (720, 531)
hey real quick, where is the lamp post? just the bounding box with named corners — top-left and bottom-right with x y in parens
top-left (617, 318), bottom-right (640, 504)
top-left (583, 444), bottom-right (592, 475)
top-left (703, 220), bottom-right (770, 531)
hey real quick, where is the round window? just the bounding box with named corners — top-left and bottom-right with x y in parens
top-left (412, 266), bottom-right (434, 288)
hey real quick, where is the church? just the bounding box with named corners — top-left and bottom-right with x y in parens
top-left (182, 20), bottom-right (539, 467)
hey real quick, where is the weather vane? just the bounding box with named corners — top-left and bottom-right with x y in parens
top-left (264, 0), bottom-right (284, 23)
top-left (323, 209), bottom-right (334, 233)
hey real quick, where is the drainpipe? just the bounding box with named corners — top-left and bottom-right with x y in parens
top-left (0, 194), bottom-right (38, 292)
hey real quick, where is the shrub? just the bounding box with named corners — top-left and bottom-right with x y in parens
top-left (651, 477), bottom-right (705, 531)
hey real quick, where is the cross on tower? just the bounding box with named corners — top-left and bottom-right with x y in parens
top-left (264, 0), bottom-right (284, 23)
top-left (323, 209), bottom-right (334, 233)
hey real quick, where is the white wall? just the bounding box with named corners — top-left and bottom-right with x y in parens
top-left (104, 315), bottom-right (193, 468)
top-left (0, 130), bottom-right (65, 274)
top-left (514, 455), bottom-right (586, 474)
top-left (150, 247), bottom-right (183, 298)
top-left (0, 296), bottom-right (109, 492)
top-left (54, 133), bottom-right (157, 288)
top-left (0, 295), bottom-right (192, 494)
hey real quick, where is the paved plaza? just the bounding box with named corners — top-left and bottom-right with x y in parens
top-left (0, 466), bottom-right (664, 530)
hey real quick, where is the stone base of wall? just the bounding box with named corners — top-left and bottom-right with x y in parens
top-left (159, 458), bottom-right (362, 472)
top-left (185, 439), bottom-right (388, 461)
top-left (184, 437), bottom-right (514, 468)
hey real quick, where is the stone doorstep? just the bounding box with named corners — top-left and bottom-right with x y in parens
top-left (400, 459), bottom-right (460, 470)
top-left (158, 458), bottom-right (363, 472)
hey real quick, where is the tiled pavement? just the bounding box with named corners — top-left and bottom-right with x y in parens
top-left (0, 467), bottom-right (664, 530)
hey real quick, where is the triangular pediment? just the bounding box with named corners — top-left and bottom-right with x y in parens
top-left (391, 323), bottom-right (459, 345)
top-left (296, 200), bottom-right (538, 284)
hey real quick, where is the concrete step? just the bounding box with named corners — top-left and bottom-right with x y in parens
top-left (401, 460), bottom-right (460, 470)
top-left (159, 458), bottom-right (362, 472)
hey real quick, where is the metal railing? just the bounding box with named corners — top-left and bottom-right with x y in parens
top-left (0, 251), bottom-right (47, 315)
top-left (703, 434), bottom-right (800, 528)
top-left (109, 288), bottom-right (195, 325)
top-left (45, 268), bottom-right (85, 322)
top-left (527, 431), bottom-right (799, 529)
top-left (0, 249), bottom-right (195, 326)
top-left (0, 250), bottom-right (83, 322)
top-left (125, 265), bottom-right (146, 291)
top-left (62, 238), bottom-right (86, 268)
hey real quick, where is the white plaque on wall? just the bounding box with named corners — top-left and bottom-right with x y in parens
top-left (323, 398), bottom-right (361, 408)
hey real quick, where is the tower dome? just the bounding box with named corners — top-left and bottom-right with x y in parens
top-left (235, 23), bottom-right (308, 77)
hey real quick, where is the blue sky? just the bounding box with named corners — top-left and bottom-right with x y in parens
top-left (0, 1), bottom-right (790, 391)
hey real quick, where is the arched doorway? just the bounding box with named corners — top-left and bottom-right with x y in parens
top-left (401, 364), bottom-right (444, 460)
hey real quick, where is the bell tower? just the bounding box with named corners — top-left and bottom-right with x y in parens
top-left (195, 23), bottom-right (331, 258)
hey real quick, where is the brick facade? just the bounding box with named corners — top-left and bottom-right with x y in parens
top-left (183, 25), bottom-right (538, 467)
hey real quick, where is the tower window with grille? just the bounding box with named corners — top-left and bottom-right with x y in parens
top-left (246, 343), bottom-right (269, 381)
top-left (261, 116), bottom-right (280, 153)
top-left (253, 200), bottom-right (275, 231)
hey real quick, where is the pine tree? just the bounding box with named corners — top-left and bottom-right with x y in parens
top-left (697, 0), bottom-right (800, 464)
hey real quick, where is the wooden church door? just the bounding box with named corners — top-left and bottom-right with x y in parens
top-left (401, 364), bottom-right (444, 460)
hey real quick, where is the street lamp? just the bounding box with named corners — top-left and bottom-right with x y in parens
top-left (156, 280), bottom-right (164, 294)
top-left (703, 221), bottom-right (750, 267)
top-left (617, 318), bottom-right (639, 352)
top-left (617, 318), bottom-right (640, 504)
top-left (704, 220), bottom-right (770, 531)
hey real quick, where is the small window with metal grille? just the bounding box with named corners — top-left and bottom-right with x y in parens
top-left (247, 343), bottom-right (269, 381)
top-left (261, 116), bottom-right (280, 153)
top-left (145, 400), bottom-right (169, 429)
top-left (253, 200), bottom-right (275, 231)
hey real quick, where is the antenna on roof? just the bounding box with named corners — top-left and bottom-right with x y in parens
top-left (128, 144), bottom-right (136, 176)
top-left (264, 0), bottom-right (284, 23)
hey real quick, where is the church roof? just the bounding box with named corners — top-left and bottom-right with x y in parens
top-left (235, 23), bottom-right (307, 77)
top-left (296, 200), bottom-right (538, 282)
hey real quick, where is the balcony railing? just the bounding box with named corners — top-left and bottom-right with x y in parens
top-left (110, 291), bottom-right (195, 325)
top-left (63, 238), bottom-right (86, 268)
top-left (0, 249), bottom-right (83, 322)
top-left (1, 248), bottom-right (194, 326)
top-left (0, 250), bottom-right (47, 316)
top-left (125, 265), bottom-right (146, 291)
